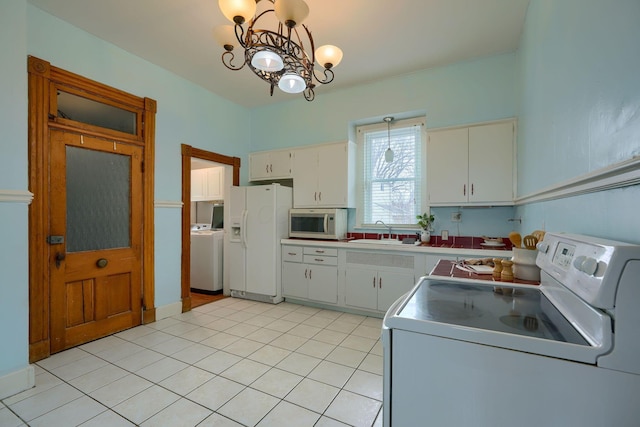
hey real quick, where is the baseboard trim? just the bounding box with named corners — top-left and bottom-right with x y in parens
top-left (0, 365), bottom-right (35, 400)
top-left (155, 301), bottom-right (182, 320)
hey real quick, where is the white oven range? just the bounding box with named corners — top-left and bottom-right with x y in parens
top-left (382, 232), bottom-right (640, 427)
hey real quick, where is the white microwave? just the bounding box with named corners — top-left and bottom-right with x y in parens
top-left (289, 208), bottom-right (348, 240)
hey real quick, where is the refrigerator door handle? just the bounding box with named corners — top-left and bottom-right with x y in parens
top-left (241, 209), bottom-right (248, 248)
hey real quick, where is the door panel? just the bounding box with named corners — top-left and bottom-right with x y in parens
top-left (49, 129), bottom-right (142, 353)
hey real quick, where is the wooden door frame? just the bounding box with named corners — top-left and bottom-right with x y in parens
top-left (180, 144), bottom-right (240, 312)
top-left (27, 56), bottom-right (156, 362)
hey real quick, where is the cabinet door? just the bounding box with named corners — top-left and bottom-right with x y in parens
top-left (427, 128), bottom-right (469, 204)
top-left (191, 169), bottom-right (206, 201)
top-left (250, 152), bottom-right (272, 181)
top-left (269, 151), bottom-right (292, 179)
top-left (377, 270), bottom-right (415, 312)
top-left (345, 267), bottom-right (378, 311)
top-left (468, 122), bottom-right (513, 203)
top-left (282, 262), bottom-right (308, 299)
top-left (308, 264), bottom-right (338, 304)
top-left (292, 148), bottom-right (319, 207)
top-left (316, 143), bottom-right (348, 207)
top-left (205, 167), bottom-right (223, 199)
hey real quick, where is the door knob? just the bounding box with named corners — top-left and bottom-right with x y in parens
top-left (55, 252), bottom-right (65, 269)
top-left (96, 258), bottom-right (108, 268)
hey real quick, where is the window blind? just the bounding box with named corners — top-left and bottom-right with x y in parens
top-left (359, 118), bottom-right (424, 226)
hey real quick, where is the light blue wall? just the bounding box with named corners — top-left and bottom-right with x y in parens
top-left (1, 0), bottom-right (254, 387)
top-left (515, 0), bottom-right (640, 242)
top-left (251, 52), bottom-right (519, 237)
top-left (251, 53), bottom-right (518, 150)
top-left (26, 5), bottom-right (252, 308)
top-left (6, 0), bottom-right (638, 393)
top-left (0, 0), bottom-right (29, 381)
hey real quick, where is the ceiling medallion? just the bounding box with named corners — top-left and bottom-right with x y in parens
top-left (214, 0), bottom-right (343, 101)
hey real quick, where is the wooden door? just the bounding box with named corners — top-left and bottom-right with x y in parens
top-left (49, 129), bottom-right (143, 353)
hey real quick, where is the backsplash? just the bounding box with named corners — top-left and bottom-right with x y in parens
top-left (346, 232), bottom-right (513, 251)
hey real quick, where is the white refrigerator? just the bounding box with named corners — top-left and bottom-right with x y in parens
top-left (228, 184), bottom-right (292, 303)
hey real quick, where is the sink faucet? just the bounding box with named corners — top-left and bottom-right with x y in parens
top-left (375, 220), bottom-right (393, 239)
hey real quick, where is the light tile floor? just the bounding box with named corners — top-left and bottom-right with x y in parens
top-left (1, 298), bottom-right (384, 427)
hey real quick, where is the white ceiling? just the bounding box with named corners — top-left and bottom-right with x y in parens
top-left (27, 0), bottom-right (530, 108)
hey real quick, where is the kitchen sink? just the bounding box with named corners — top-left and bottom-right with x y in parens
top-left (349, 239), bottom-right (405, 245)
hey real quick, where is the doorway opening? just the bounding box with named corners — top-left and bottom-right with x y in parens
top-left (180, 145), bottom-right (240, 312)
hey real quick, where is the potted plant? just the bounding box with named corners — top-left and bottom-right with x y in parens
top-left (416, 213), bottom-right (435, 243)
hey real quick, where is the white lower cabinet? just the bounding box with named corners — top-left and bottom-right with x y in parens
top-left (345, 268), bottom-right (415, 312)
top-left (282, 246), bottom-right (338, 304)
top-left (344, 251), bottom-right (417, 312)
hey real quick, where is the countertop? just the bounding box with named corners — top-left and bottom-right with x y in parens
top-left (429, 259), bottom-right (539, 286)
top-left (281, 238), bottom-right (513, 258)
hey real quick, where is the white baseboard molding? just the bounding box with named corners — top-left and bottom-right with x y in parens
top-left (155, 301), bottom-right (182, 320)
top-left (515, 155), bottom-right (640, 205)
top-left (0, 190), bottom-right (34, 204)
top-left (0, 365), bottom-right (35, 400)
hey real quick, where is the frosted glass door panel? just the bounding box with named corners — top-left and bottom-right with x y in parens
top-left (66, 146), bottom-right (131, 252)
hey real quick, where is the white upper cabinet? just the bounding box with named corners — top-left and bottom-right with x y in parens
top-left (292, 141), bottom-right (356, 208)
top-left (249, 150), bottom-right (293, 181)
top-left (191, 167), bottom-right (224, 201)
top-left (427, 120), bottom-right (515, 206)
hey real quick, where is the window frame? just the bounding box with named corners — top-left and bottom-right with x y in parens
top-left (355, 116), bottom-right (427, 230)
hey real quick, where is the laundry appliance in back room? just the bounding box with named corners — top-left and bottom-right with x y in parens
top-left (190, 223), bottom-right (223, 293)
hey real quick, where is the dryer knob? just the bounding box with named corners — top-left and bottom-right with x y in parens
top-left (573, 256), bottom-right (587, 271)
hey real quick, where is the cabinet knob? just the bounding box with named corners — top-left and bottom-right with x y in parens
top-left (379, 277), bottom-right (382, 288)
top-left (373, 277), bottom-right (376, 288)
top-left (314, 258), bottom-right (324, 262)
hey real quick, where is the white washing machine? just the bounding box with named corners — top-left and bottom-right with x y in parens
top-left (190, 227), bottom-right (223, 293)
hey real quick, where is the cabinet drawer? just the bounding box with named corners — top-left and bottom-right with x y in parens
top-left (282, 246), bottom-right (303, 262)
top-left (303, 254), bottom-right (338, 266)
top-left (303, 247), bottom-right (338, 257)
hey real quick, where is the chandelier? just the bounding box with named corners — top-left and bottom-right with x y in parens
top-left (213, 0), bottom-right (343, 101)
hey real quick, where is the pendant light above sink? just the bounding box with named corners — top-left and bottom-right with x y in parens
top-left (384, 116), bottom-right (394, 163)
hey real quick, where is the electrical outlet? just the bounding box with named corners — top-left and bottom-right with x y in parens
top-left (451, 212), bottom-right (462, 222)
top-left (441, 230), bottom-right (449, 240)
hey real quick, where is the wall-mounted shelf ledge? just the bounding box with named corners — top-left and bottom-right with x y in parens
top-left (515, 156), bottom-right (640, 205)
top-left (0, 190), bottom-right (34, 204)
